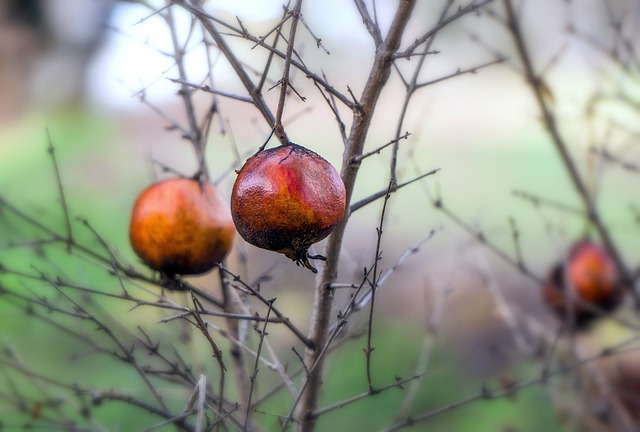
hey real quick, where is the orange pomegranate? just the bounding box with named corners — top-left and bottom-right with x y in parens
top-left (231, 143), bottom-right (346, 272)
top-left (542, 240), bottom-right (623, 326)
top-left (129, 177), bottom-right (235, 276)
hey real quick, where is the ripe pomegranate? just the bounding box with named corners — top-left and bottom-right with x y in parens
top-left (231, 143), bottom-right (346, 272)
top-left (129, 177), bottom-right (235, 276)
top-left (542, 240), bottom-right (624, 327)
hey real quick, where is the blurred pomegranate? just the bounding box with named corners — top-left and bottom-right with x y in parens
top-left (542, 240), bottom-right (624, 327)
top-left (129, 177), bottom-right (235, 276)
top-left (231, 143), bottom-right (346, 273)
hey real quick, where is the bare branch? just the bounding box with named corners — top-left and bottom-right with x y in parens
top-left (177, 1), bottom-right (355, 111)
top-left (244, 300), bottom-right (274, 431)
top-left (354, 0), bottom-right (383, 47)
top-left (350, 169), bottom-right (439, 213)
top-left (165, 5), bottom-right (208, 178)
top-left (364, 181), bottom-right (393, 391)
top-left (349, 132), bottom-right (411, 164)
top-left (414, 57), bottom-right (507, 89)
top-left (273, 0), bottom-right (304, 145)
top-left (168, 78), bottom-right (253, 103)
top-left (502, 0), bottom-right (635, 299)
top-left (311, 374), bottom-right (423, 418)
top-left (46, 131), bottom-right (73, 252)
top-left (299, 3), bottom-right (418, 425)
top-left (395, 0), bottom-right (493, 59)
top-left (178, 0), bottom-right (279, 143)
top-left (217, 264), bottom-right (314, 348)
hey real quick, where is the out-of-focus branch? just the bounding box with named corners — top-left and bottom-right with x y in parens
top-left (395, 0), bottom-right (493, 59)
top-left (165, 4), bottom-right (208, 177)
top-left (502, 0), bottom-right (635, 299)
top-left (390, 0), bottom-right (454, 182)
top-left (384, 330), bottom-right (640, 431)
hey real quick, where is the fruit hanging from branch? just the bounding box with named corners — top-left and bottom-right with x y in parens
top-left (542, 240), bottom-right (624, 327)
top-left (129, 177), bottom-right (235, 276)
top-left (231, 143), bottom-right (346, 273)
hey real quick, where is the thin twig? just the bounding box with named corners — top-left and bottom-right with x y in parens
top-left (349, 132), bottom-right (411, 165)
top-left (364, 181), bottom-right (393, 392)
top-left (220, 267), bottom-right (252, 431)
top-left (168, 78), bottom-right (253, 103)
top-left (353, 0), bottom-right (383, 48)
top-left (432, 198), bottom-right (544, 284)
top-left (176, 1), bottom-right (355, 111)
top-left (395, 0), bottom-right (494, 59)
top-left (179, 0), bottom-right (280, 143)
top-left (244, 300), bottom-right (274, 431)
top-left (593, 147), bottom-right (640, 173)
top-left (508, 216), bottom-right (524, 268)
top-left (413, 57), bottom-right (507, 89)
top-left (189, 294), bottom-right (227, 428)
top-left (390, 0), bottom-right (453, 183)
top-left (46, 131), bottom-right (73, 252)
top-left (383, 339), bottom-right (640, 432)
top-left (311, 374), bottom-right (423, 418)
top-left (273, 0), bottom-right (304, 144)
top-left (512, 189), bottom-right (585, 215)
top-left (217, 264), bottom-right (313, 348)
top-left (166, 5), bottom-right (207, 178)
top-left (350, 169), bottom-right (439, 213)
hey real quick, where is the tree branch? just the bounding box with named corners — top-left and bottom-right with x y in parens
top-left (502, 0), bottom-right (635, 299)
top-left (296, 1), bottom-right (417, 429)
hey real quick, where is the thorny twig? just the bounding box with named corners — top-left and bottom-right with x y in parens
top-left (272, 0), bottom-right (303, 145)
top-left (364, 181), bottom-right (394, 392)
top-left (189, 294), bottom-right (227, 429)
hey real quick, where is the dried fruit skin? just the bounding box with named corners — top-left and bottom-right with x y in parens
top-left (129, 178), bottom-right (235, 276)
top-left (542, 240), bottom-right (623, 327)
top-left (231, 144), bottom-right (346, 269)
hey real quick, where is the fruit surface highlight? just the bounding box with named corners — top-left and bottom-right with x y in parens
top-left (231, 143), bottom-right (346, 272)
top-left (129, 178), bottom-right (235, 276)
top-left (542, 240), bottom-right (623, 327)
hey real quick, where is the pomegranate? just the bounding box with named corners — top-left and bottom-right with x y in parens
top-left (129, 177), bottom-right (235, 276)
top-left (542, 240), bottom-right (624, 327)
top-left (231, 143), bottom-right (346, 272)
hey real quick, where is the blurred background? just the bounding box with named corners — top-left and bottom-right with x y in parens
top-left (1, 0), bottom-right (639, 430)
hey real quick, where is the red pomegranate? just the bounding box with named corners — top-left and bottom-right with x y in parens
top-left (542, 240), bottom-right (624, 327)
top-left (231, 143), bottom-right (346, 272)
top-left (129, 177), bottom-right (235, 276)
